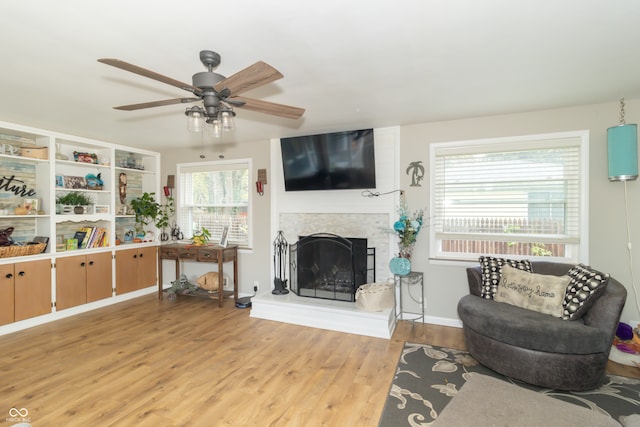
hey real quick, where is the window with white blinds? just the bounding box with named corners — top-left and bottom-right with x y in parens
top-left (429, 131), bottom-right (588, 262)
top-left (177, 159), bottom-right (251, 248)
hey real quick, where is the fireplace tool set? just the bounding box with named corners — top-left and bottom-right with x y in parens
top-left (272, 230), bottom-right (290, 295)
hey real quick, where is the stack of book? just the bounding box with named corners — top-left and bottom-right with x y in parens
top-left (73, 226), bottom-right (109, 249)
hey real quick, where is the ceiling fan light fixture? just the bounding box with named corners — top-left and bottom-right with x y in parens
top-left (99, 50), bottom-right (305, 136)
top-left (221, 110), bottom-right (235, 132)
top-left (186, 106), bottom-right (204, 133)
top-left (207, 119), bottom-right (222, 138)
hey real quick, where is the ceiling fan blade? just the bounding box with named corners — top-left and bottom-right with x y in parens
top-left (98, 58), bottom-right (203, 95)
top-left (214, 61), bottom-right (283, 96)
top-left (113, 98), bottom-right (199, 111)
top-left (232, 96), bottom-right (305, 119)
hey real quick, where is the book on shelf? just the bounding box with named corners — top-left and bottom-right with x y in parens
top-left (73, 231), bottom-right (87, 248)
top-left (70, 226), bottom-right (110, 249)
top-left (66, 238), bottom-right (78, 251)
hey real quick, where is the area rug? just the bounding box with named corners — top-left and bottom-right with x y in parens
top-left (378, 342), bottom-right (640, 427)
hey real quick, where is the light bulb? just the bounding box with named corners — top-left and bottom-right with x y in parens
top-left (210, 119), bottom-right (222, 138)
top-left (221, 111), bottom-right (235, 131)
top-left (187, 109), bottom-right (203, 133)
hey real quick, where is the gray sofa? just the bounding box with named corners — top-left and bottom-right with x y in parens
top-left (457, 261), bottom-right (627, 391)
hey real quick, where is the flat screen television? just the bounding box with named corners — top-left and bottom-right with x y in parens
top-left (280, 128), bottom-right (376, 191)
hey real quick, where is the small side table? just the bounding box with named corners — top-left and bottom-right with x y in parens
top-left (394, 271), bottom-right (424, 323)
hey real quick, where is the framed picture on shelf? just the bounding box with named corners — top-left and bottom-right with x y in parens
top-left (73, 151), bottom-right (98, 164)
top-left (219, 226), bottom-right (229, 248)
top-left (55, 175), bottom-right (64, 187)
top-left (63, 175), bottom-right (87, 189)
top-left (23, 198), bottom-right (39, 212)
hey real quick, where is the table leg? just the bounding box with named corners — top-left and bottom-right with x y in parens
top-left (218, 257), bottom-right (224, 307)
top-left (233, 252), bottom-right (238, 301)
top-left (158, 250), bottom-right (163, 300)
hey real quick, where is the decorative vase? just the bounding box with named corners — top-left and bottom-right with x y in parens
top-left (390, 243), bottom-right (415, 276)
top-left (55, 143), bottom-right (69, 160)
top-left (398, 243), bottom-right (415, 259)
top-left (389, 256), bottom-right (411, 276)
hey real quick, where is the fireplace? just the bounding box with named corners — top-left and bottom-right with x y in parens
top-left (289, 233), bottom-right (375, 302)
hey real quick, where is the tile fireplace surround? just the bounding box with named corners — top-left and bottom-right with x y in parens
top-left (250, 212), bottom-right (397, 339)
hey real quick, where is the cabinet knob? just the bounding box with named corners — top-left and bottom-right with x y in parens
top-left (5, 273), bottom-right (12, 279)
top-left (133, 254), bottom-right (137, 259)
top-left (89, 261), bottom-right (94, 266)
top-left (18, 271), bottom-right (25, 276)
top-left (139, 254), bottom-right (143, 258)
top-left (80, 262), bottom-right (86, 267)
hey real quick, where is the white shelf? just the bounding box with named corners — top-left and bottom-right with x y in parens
top-left (0, 214), bottom-right (49, 219)
top-left (0, 153), bottom-right (49, 163)
top-left (55, 214), bottom-right (111, 223)
top-left (55, 159), bottom-right (110, 169)
top-left (55, 188), bottom-right (109, 194)
top-left (115, 166), bottom-right (153, 174)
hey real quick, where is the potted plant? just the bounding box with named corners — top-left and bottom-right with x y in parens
top-left (156, 195), bottom-right (174, 240)
top-left (56, 192), bottom-right (93, 214)
top-left (130, 192), bottom-right (161, 234)
top-left (191, 227), bottom-right (211, 246)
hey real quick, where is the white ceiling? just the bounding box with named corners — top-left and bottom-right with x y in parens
top-left (2, 1), bottom-right (640, 152)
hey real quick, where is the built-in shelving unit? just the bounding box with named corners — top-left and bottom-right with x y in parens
top-left (0, 119), bottom-right (161, 335)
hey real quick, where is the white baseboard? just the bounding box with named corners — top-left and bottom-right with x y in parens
top-left (0, 287), bottom-right (157, 336)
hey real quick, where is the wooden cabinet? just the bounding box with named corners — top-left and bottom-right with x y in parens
top-left (86, 251), bottom-right (113, 303)
top-left (56, 251), bottom-right (113, 310)
top-left (116, 246), bottom-right (157, 295)
top-left (0, 264), bottom-right (15, 326)
top-left (0, 259), bottom-right (52, 325)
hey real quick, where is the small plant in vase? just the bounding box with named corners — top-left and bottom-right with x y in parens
top-left (56, 192), bottom-right (93, 214)
top-left (191, 227), bottom-right (211, 246)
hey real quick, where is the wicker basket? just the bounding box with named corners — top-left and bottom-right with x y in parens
top-left (0, 243), bottom-right (47, 258)
top-left (355, 282), bottom-right (394, 312)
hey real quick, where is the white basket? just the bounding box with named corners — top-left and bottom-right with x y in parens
top-left (355, 282), bottom-right (394, 312)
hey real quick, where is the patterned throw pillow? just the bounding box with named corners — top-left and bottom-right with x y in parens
top-left (478, 256), bottom-right (533, 299)
top-left (562, 264), bottom-right (610, 320)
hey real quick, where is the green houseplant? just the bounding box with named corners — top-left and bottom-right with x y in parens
top-left (56, 192), bottom-right (93, 214)
top-left (130, 192), bottom-right (161, 233)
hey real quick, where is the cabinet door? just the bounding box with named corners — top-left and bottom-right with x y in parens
top-left (87, 251), bottom-right (113, 302)
top-left (115, 248), bottom-right (138, 295)
top-left (14, 259), bottom-right (52, 321)
top-left (56, 255), bottom-right (87, 310)
top-left (0, 264), bottom-right (15, 326)
top-left (137, 246), bottom-right (157, 290)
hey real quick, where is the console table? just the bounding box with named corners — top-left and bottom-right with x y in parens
top-left (158, 243), bottom-right (238, 307)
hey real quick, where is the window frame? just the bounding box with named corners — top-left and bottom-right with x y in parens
top-left (429, 130), bottom-right (589, 263)
top-left (176, 158), bottom-right (253, 249)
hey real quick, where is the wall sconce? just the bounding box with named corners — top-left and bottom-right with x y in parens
top-left (607, 98), bottom-right (638, 182)
top-left (256, 168), bottom-right (267, 196)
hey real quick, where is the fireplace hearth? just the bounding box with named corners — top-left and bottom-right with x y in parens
top-left (289, 233), bottom-right (374, 302)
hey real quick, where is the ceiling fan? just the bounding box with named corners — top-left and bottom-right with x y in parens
top-left (98, 50), bottom-right (305, 134)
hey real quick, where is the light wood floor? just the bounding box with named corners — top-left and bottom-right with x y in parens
top-left (1, 294), bottom-right (637, 426)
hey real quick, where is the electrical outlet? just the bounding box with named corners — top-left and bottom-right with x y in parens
top-left (253, 281), bottom-right (259, 292)
top-left (223, 276), bottom-right (229, 289)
